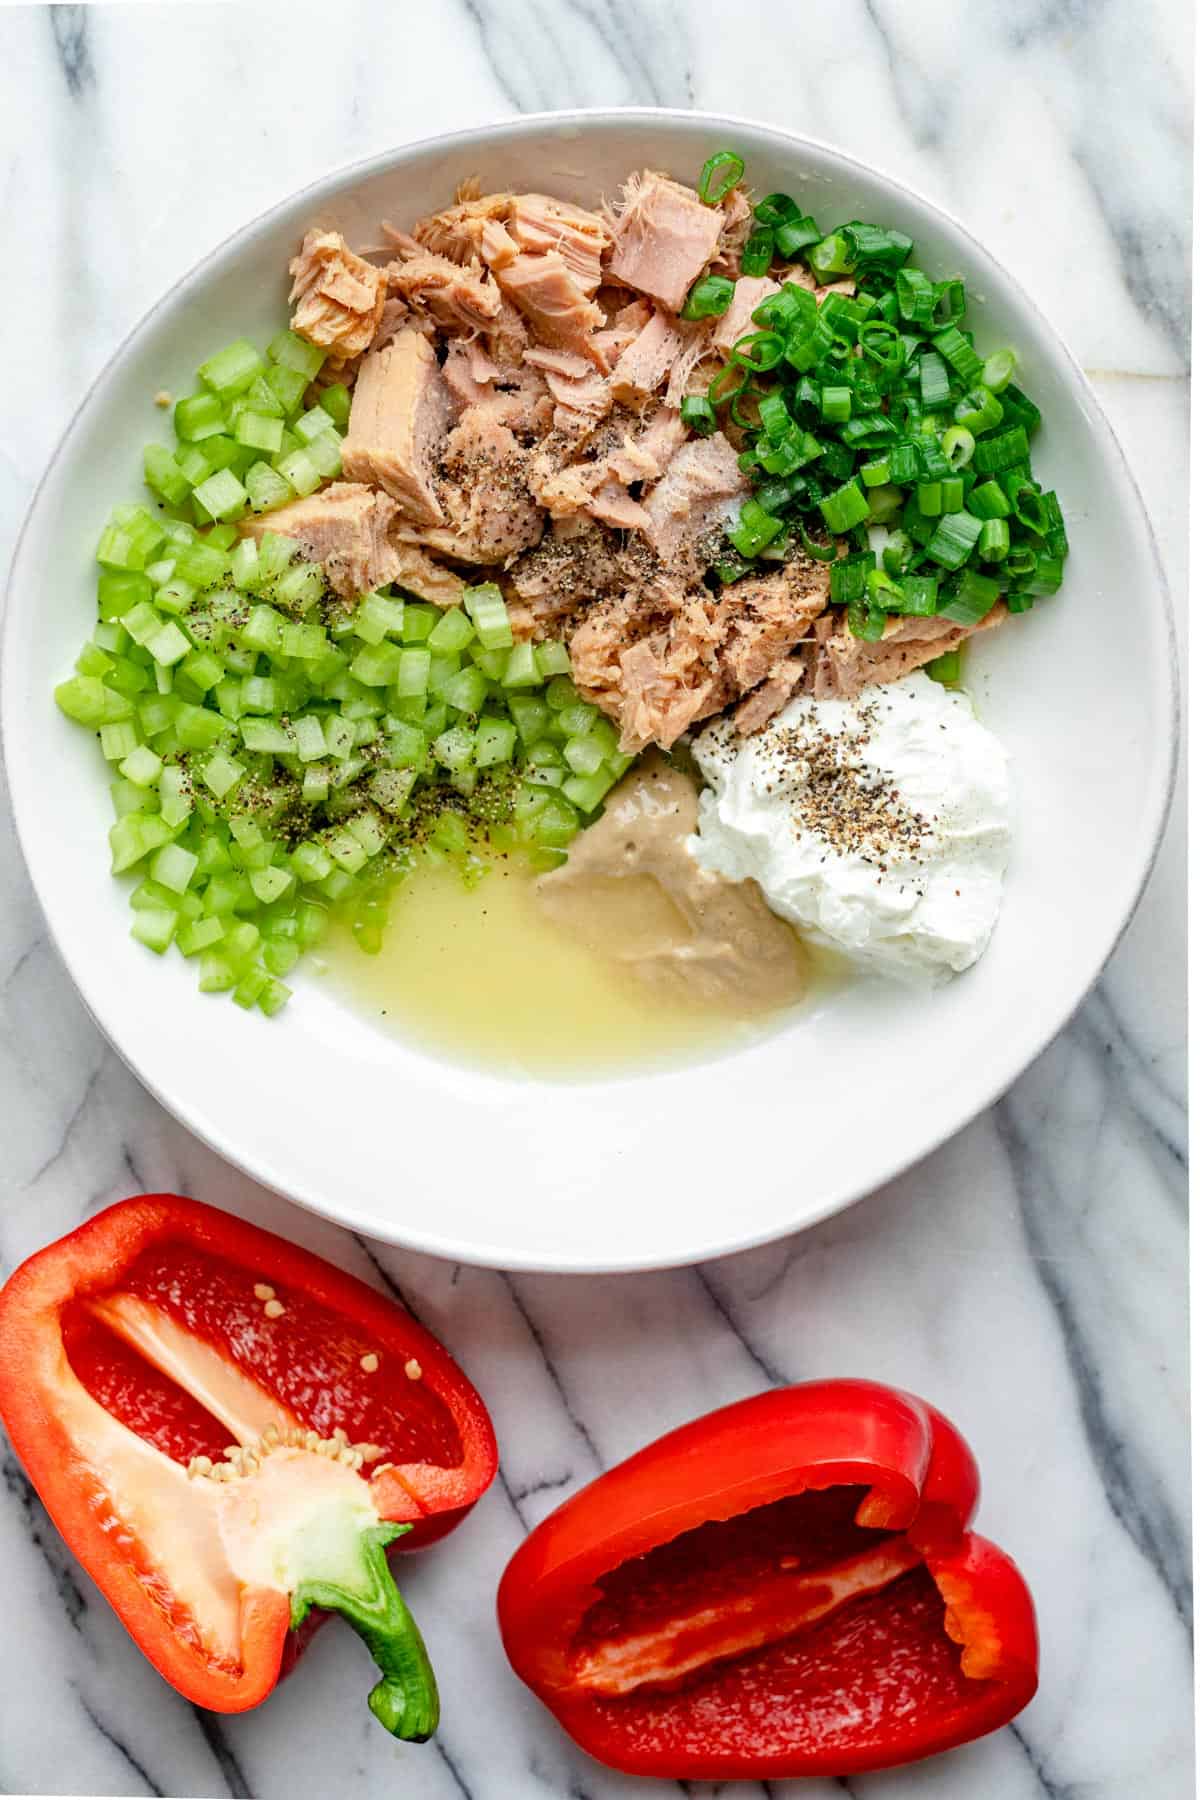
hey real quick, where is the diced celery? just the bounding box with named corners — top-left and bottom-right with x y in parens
top-left (432, 725), bottom-right (475, 772)
top-left (198, 952), bottom-right (237, 992)
top-left (55, 676), bottom-right (109, 727)
top-left (319, 383), bottom-right (352, 428)
top-left (326, 828), bottom-right (368, 874)
top-left (475, 717), bottom-right (517, 767)
top-left (275, 447), bottom-right (321, 497)
top-left (291, 840), bottom-right (334, 882)
top-left (296, 900), bottom-right (328, 946)
top-left (507, 695), bottom-right (551, 743)
top-left (441, 666), bottom-right (488, 713)
top-left (159, 765), bottom-right (193, 827)
top-left (563, 769), bottom-right (615, 813)
top-left (174, 391), bottom-right (226, 441)
top-left (386, 722), bottom-right (427, 767)
top-left (563, 734), bottom-right (604, 776)
top-left (111, 777), bottom-right (149, 818)
top-left (245, 460), bottom-right (295, 514)
top-left (175, 442), bottom-right (214, 486)
top-left (428, 608), bottom-right (475, 654)
top-left (275, 562), bottom-right (325, 609)
top-left (355, 593), bottom-right (405, 644)
top-left (241, 605), bottom-right (285, 653)
top-left (202, 752), bottom-right (245, 799)
top-left (350, 642), bottom-right (402, 688)
top-left (268, 330), bottom-right (325, 380)
top-left (346, 811), bottom-right (387, 856)
top-left (281, 620), bottom-right (330, 660)
top-left (240, 717), bottom-right (294, 754)
top-left (199, 338), bottom-right (265, 397)
top-left (401, 604), bottom-right (438, 643)
top-left (151, 842), bottom-right (199, 894)
top-left (193, 468), bottom-right (249, 523)
top-left (119, 744), bottom-right (163, 788)
top-left (179, 649), bottom-right (223, 692)
top-left (264, 362), bottom-right (310, 416)
top-left (174, 539), bottom-right (229, 585)
top-left (503, 641), bottom-right (542, 688)
top-left (289, 714), bottom-right (326, 763)
top-left (470, 645), bottom-right (509, 682)
top-left (224, 920), bottom-right (262, 964)
top-left (395, 647), bottom-right (432, 698)
top-left (99, 570), bottom-right (153, 620)
top-left (535, 640), bottom-right (572, 678)
top-left (263, 937), bottom-right (301, 977)
top-left (109, 812), bottom-right (174, 873)
top-left (131, 908), bottom-right (178, 954)
top-left (233, 409), bottom-right (284, 455)
top-left (177, 916), bottom-right (225, 957)
top-left (294, 406), bottom-right (335, 445)
top-left (558, 701), bottom-right (598, 738)
top-left (249, 867), bottom-right (294, 904)
top-left (207, 525), bottom-right (241, 553)
top-left (323, 713), bottom-right (356, 760)
top-left (144, 443), bottom-right (191, 506)
top-left (155, 576), bottom-right (198, 617)
top-left (257, 976), bottom-right (292, 1016)
top-left (97, 511), bottom-right (165, 573)
top-left (100, 720), bottom-right (140, 761)
top-left (368, 768), bottom-right (417, 815)
top-left (301, 764), bottom-right (330, 805)
top-left (531, 795), bottom-right (580, 846)
top-left (146, 621), bottom-right (192, 667)
top-left (462, 582), bottom-right (514, 651)
top-left (175, 703), bottom-right (226, 750)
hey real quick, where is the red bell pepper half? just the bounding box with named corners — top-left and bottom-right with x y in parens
top-left (497, 1379), bottom-right (1037, 1779)
top-left (0, 1195), bottom-right (496, 1740)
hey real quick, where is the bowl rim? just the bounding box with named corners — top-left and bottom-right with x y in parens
top-left (2, 107), bottom-right (1179, 1272)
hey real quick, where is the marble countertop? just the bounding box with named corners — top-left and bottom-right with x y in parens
top-left (0, 3), bottom-right (1189, 1796)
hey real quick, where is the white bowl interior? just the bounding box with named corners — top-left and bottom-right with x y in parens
top-left (3, 113), bottom-right (1175, 1271)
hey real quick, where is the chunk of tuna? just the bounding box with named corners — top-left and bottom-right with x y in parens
top-left (342, 331), bottom-right (451, 524)
top-left (530, 407), bottom-right (686, 524)
top-left (242, 482), bottom-right (399, 600)
top-left (524, 345), bottom-right (613, 431)
top-left (391, 541), bottom-right (466, 608)
top-left (383, 235), bottom-right (500, 331)
top-left (610, 309), bottom-right (686, 403)
top-left (508, 194), bottom-right (611, 295)
top-left (711, 186), bottom-right (755, 278)
top-left (719, 559), bottom-right (831, 693)
top-left (732, 654), bottom-right (810, 735)
top-left (639, 432), bottom-right (748, 564)
top-left (408, 191), bottom-right (510, 264)
top-left (287, 230), bottom-right (388, 362)
top-left (508, 517), bottom-right (629, 634)
top-left (812, 604), bottom-right (1006, 700)
top-left (408, 409), bottom-right (543, 565)
top-left (491, 250), bottom-right (607, 368)
top-left (606, 171), bottom-right (725, 311)
top-left (712, 275), bottom-right (781, 352)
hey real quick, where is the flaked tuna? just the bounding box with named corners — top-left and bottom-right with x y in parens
top-left (606, 171), bottom-right (725, 311)
top-left (610, 309), bottom-right (687, 403)
top-left (490, 249), bottom-right (607, 368)
top-left (382, 233), bottom-right (501, 332)
top-left (812, 605), bottom-right (1007, 700)
top-left (242, 482), bottom-right (400, 600)
top-left (391, 541), bottom-right (466, 609)
top-left (524, 345), bottom-right (613, 431)
top-left (732, 655), bottom-right (810, 734)
top-left (342, 330), bottom-right (451, 524)
top-left (287, 230), bottom-right (388, 362)
top-left (530, 407), bottom-right (686, 525)
top-left (395, 409), bottom-right (542, 566)
top-left (639, 432), bottom-right (748, 565)
top-left (507, 194), bottom-right (611, 294)
top-left (712, 275), bottom-right (781, 352)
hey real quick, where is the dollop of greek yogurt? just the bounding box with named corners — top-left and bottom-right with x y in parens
top-left (689, 672), bottom-right (1010, 984)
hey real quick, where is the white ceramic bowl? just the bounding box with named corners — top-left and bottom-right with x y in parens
top-left (3, 111), bottom-right (1176, 1272)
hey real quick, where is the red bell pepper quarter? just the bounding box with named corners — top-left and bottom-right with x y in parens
top-left (497, 1379), bottom-right (1037, 1779)
top-left (0, 1196), bottom-right (496, 1741)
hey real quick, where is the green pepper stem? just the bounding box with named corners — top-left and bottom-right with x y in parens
top-left (291, 1524), bottom-right (439, 1742)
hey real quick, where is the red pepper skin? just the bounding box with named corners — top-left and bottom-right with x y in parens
top-left (0, 1196), bottom-right (497, 1713)
top-left (498, 1380), bottom-right (1036, 1780)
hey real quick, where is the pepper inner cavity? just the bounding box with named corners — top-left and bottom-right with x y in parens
top-left (570, 1487), bottom-right (922, 1696)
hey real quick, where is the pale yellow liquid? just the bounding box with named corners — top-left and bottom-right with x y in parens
top-left (319, 857), bottom-right (808, 1080)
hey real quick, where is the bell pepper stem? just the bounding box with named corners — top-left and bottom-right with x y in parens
top-left (290, 1523), bottom-right (440, 1742)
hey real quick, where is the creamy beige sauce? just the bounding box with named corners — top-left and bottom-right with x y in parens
top-left (537, 758), bottom-right (808, 1011)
